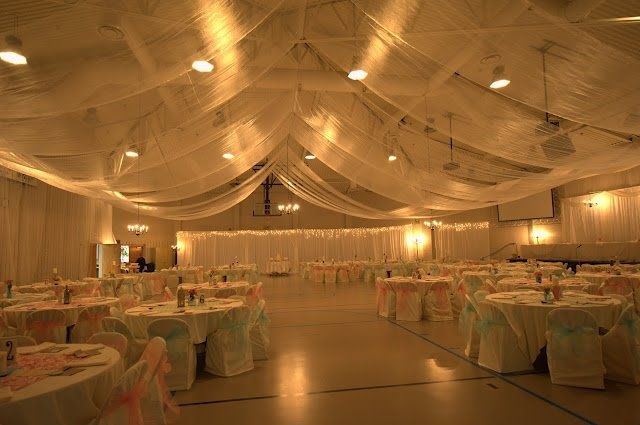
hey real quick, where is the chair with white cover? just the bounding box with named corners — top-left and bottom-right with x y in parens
top-left (0, 335), bottom-right (37, 349)
top-left (459, 294), bottom-right (480, 358)
top-left (476, 302), bottom-right (531, 373)
top-left (336, 266), bottom-right (349, 283)
top-left (423, 281), bottom-right (453, 321)
top-left (602, 305), bottom-right (640, 385)
top-left (93, 360), bottom-right (148, 425)
top-left (0, 314), bottom-right (17, 337)
top-left (375, 278), bottom-right (396, 318)
top-left (600, 276), bottom-right (634, 307)
top-left (244, 282), bottom-right (263, 306)
top-left (205, 306), bottom-right (254, 377)
top-left (147, 318), bottom-right (196, 391)
top-left (103, 317), bottom-right (146, 368)
top-left (394, 281), bottom-right (422, 321)
top-left (140, 337), bottom-right (175, 425)
top-left (462, 275), bottom-right (484, 298)
top-left (546, 308), bottom-right (604, 389)
top-left (609, 294), bottom-right (629, 310)
top-left (71, 304), bottom-right (111, 343)
top-left (118, 294), bottom-right (141, 312)
top-left (249, 299), bottom-right (270, 360)
top-left (88, 332), bottom-right (128, 359)
top-left (484, 280), bottom-right (498, 294)
top-left (98, 280), bottom-right (116, 297)
top-left (312, 266), bottom-right (324, 283)
top-left (324, 266), bottom-right (337, 288)
top-left (26, 309), bottom-right (66, 344)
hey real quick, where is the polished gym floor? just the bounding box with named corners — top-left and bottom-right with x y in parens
top-left (175, 275), bottom-right (640, 425)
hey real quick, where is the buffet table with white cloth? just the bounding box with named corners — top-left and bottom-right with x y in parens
top-left (0, 342), bottom-right (123, 425)
top-left (266, 259), bottom-right (290, 275)
top-left (179, 282), bottom-right (250, 298)
top-left (124, 298), bottom-right (244, 344)
top-left (4, 297), bottom-right (120, 332)
top-left (486, 291), bottom-right (623, 363)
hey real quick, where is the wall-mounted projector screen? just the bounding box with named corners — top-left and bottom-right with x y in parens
top-left (498, 190), bottom-right (554, 221)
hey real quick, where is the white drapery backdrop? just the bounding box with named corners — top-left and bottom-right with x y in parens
top-left (435, 223), bottom-right (491, 260)
top-left (562, 189), bottom-right (640, 243)
top-left (177, 225), bottom-right (413, 272)
top-left (1, 169), bottom-right (114, 284)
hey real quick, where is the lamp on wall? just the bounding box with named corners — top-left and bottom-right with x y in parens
top-left (531, 229), bottom-right (547, 245)
top-left (583, 199), bottom-right (599, 208)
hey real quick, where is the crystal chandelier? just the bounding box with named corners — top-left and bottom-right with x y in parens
top-left (278, 203), bottom-right (300, 214)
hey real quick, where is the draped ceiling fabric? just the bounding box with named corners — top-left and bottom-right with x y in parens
top-left (1, 1), bottom-right (639, 220)
top-left (178, 225), bottom-right (412, 271)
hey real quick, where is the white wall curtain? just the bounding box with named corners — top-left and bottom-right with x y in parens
top-left (0, 171), bottom-right (114, 284)
top-left (562, 190), bottom-right (640, 243)
top-left (435, 224), bottom-right (491, 260)
top-left (178, 225), bottom-right (413, 271)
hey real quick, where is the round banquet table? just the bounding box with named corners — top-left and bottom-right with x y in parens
top-left (485, 292), bottom-right (623, 363)
top-left (0, 292), bottom-right (56, 308)
top-left (266, 260), bottom-right (290, 274)
top-left (496, 277), bottom-right (596, 294)
top-left (0, 343), bottom-right (123, 425)
top-left (14, 281), bottom-right (98, 296)
top-left (3, 297), bottom-right (120, 332)
top-left (124, 298), bottom-right (244, 344)
top-left (179, 282), bottom-right (250, 298)
top-left (385, 276), bottom-right (454, 295)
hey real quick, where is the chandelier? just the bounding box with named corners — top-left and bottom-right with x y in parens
top-left (278, 203), bottom-right (300, 214)
top-left (128, 222), bottom-right (149, 236)
top-left (423, 220), bottom-right (442, 230)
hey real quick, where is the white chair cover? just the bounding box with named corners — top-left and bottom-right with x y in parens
top-left (459, 295), bottom-right (479, 358)
top-left (245, 282), bottom-right (263, 307)
top-left (484, 280), bottom-right (498, 293)
top-left (600, 276), bottom-right (634, 307)
top-left (336, 267), bottom-right (349, 283)
top-left (205, 306), bottom-right (254, 377)
top-left (375, 278), bottom-right (396, 318)
top-left (423, 281), bottom-right (453, 321)
top-left (473, 290), bottom-right (489, 304)
top-left (88, 332), bottom-right (128, 359)
top-left (395, 281), bottom-right (421, 321)
top-left (312, 266), bottom-right (324, 283)
top-left (103, 317), bottom-right (146, 368)
top-left (477, 302), bottom-right (531, 373)
top-left (26, 309), bottom-right (66, 344)
top-left (0, 314), bottom-right (17, 337)
top-left (140, 337), bottom-right (175, 425)
top-left (98, 280), bottom-right (116, 297)
top-left (462, 275), bottom-right (484, 297)
top-left (147, 318), bottom-right (196, 391)
top-left (324, 267), bottom-right (337, 288)
top-left (0, 335), bottom-right (37, 348)
top-left (95, 360), bottom-right (148, 425)
top-left (119, 294), bottom-right (141, 312)
top-left (602, 305), bottom-right (640, 385)
top-left (546, 308), bottom-right (604, 389)
top-left (71, 304), bottom-right (111, 343)
top-left (249, 300), bottom-right (270, 360)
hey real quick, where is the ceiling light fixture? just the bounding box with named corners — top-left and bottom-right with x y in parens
top-left (347, 68), bottom-right (368, 81)
top-left (127, 148), bottom-right (148, 237)
top-left (125, 149), bottom-right (139, 158)
top-left (304, 153), bottom-right (316, 160)
top-left (192, 60), bottom-right (214, 73)
top-left (388, 153), bottom-right (397, 161)
top-left (222, 152), bottom-right (234, 159)
top-left (0, 35), bottom-right (27, 65)
top-left (489, 65), bottom-right (510, 89)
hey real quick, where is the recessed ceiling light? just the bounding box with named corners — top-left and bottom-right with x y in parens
top-left (489, 65), bottom-right (510, 89)
top-left (347, 69), bottom-right (368, 81)
top-left (222, 152), bottom-right (234, 159)
top-left (125, 150), bottom-right (139, 158)
top-left (304, 153), bottom-right (316, 160)
top-left (192, 60), bottom-right (214, 73)
top-left (0, 36), bottom-right (27, 65)
top-left (388, 154), bottom-right (397, 161)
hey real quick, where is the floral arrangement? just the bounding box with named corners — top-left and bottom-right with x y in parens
top-left (534, 270), bottom-right (543, 283)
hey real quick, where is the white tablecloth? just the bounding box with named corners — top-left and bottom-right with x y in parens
top-left (496, 277), bottom-right (595, 294)
top-left (14, 281), bottom-right (98, 296)
top-left (385, 276), bottom-right (454, 295)
top-left (0, 343), bottom-right (123, 425)
top-left (1, 293), bottom-right (56, 308)
top-left (4, 297), bottom-right (120, 331)
top-left (266, 260), bottom-right (290, 274)
top-left (124, 298), bottom-right (244, 344)
top-left (486, 292), bottom-right (622, 363)
top-left (179, 282), bottom-right (250, 298)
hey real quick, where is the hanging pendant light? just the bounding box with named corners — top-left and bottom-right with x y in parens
top-left (442, 113), bottom-right (460, 171)
top-left (489, 65), bottom-right (510, 89)
top-left (1, 16), bottom-right (28, 65)
top-left (347, 6), bottom-right (367, 81)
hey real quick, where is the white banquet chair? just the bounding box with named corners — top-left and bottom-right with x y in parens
top-left (140, 337), bottom-right (175, 425)
top-left (0, 335), bottom-right (37, 348)
top-left (546, 308), bottom-right (604, 389)
top-left (394, 281), bottom-right (422, 321)
top-left (476, 302), bottom-right (531, 373)
top-left (147, 318), bottom-right (196, 391)
top-left (88, 332), bottom-right (128, 359)
top-left (423, 281), bottom-right (453, 321)
top-left (26, 309), bottom-right (66, 344)
top-left (600, 276), bottom-right (634, 307)
top-left (93, 360), bottom-right (148, 425)
top-left (459, 294), bottom-right (480, 358)
top-left (602, 305), bottom-right (640, 385)
top-left (249, 299), bottom-right (270, 360)
top-left (71, 304), bottom-right (111, 343)
top-left (375, 278), bottom-right (396, 318)
top-left (205, 306), bottom-right (254, 377)
top-left (473, 290), bottom-right (489, 304)
top-left (336, 266), bottom-right (349, 283)
top-left (312, 266), bottom-right (324, 283)
top-left (103, 317), bottom-right (147, 368)
top-left (0, 314), bottom-right (17, 337)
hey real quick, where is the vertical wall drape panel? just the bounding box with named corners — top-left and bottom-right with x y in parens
top-left (435, 225), bottom-right (491, 260)
top-left (0, 171), bottom-right (114, 284)
top-left (561, 190), bottom-right (640, 243)
top-left (177, 225), bottom-right (413, 271)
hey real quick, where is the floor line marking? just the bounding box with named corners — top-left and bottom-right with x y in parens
top-left (389, 320), bottom-right (598, 425)
top-left (177, 376), bottom-right (493, 407)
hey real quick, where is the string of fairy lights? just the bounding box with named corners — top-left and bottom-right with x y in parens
top-left (439, 221), bottom-right (490, 232)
